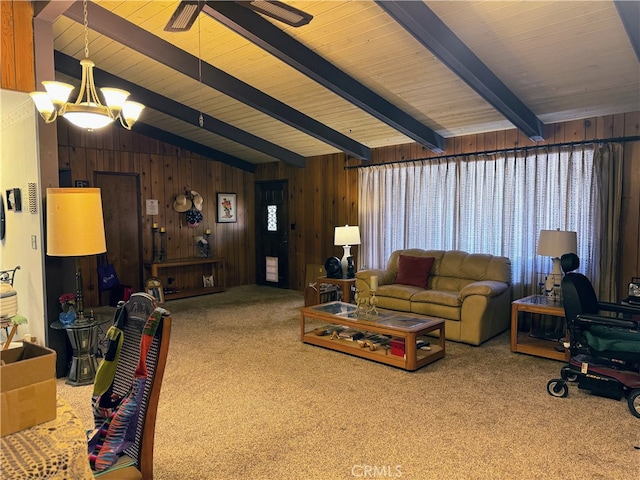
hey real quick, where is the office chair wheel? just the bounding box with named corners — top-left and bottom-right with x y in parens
top-left (560, 366), bottom-right (578, 382)
top-left (547, 379), bottom-right (569, 398)
top-left (628, 389), bottom-right (640, 419)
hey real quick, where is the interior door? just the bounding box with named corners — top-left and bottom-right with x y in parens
top-left (95, 172), bottom-right (142, 304)
top-left (255, 180), bottom-right (288, 288)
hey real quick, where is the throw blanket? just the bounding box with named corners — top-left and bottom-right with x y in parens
top-left (88, 306), bottom-right (163, 472)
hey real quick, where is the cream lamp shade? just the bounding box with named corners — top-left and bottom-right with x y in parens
top-left (334, 225), bottom-right (361, 279)
top-left (537, 229), bottom-right (577, 301)
top-left (334, 225), bottom-right (361, 247)
top-left (47, 188), bottom-right (107, 256)
top-left (537, 229), bottom-right (577, 258)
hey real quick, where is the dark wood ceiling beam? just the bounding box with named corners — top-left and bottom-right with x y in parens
top-left (54, 51), bottom-right (301, 168)
top-left (33, 1), bottom-right (74, 22)
top-left (377, 1), bottom-right (545, 142)
top-left (63, 1), bottom-right (370, 162)
top-left (134, 123), bottom-right (256, 173)
top-left (203, 1), bottom-right (446, 153)
top-left (615, 0), bottom-right (640, 62)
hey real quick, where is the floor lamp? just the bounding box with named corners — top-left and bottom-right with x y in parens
top-left (334, 225), bottom-right (360, 279)
top-left (47, 188), bottom-right (107, 322)
top-left (537, 229), bottom-right (577, 302)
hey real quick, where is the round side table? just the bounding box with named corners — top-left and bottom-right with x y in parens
top-left (51, 313), bottom-right (112, 386)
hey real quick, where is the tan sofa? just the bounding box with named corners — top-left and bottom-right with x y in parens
top-left (355, 249), bottom-right (512, 346)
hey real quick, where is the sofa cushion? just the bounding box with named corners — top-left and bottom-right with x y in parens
top-left (411, 289), bottom-right (461, 307)
top-left (395, 255), bottom-right (435, 288)
top-left (377, 284), bottom-right (422, 300)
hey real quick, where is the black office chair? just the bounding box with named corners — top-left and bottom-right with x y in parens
top-left (546, 253), bottom-right (640, 418)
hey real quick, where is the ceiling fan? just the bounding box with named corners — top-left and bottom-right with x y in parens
top-left (164, 0), bottom-right (313, 32)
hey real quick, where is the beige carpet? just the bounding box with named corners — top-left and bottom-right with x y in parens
top-left (58, 285), bottom-right (639, 480)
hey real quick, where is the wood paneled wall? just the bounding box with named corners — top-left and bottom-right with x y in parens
top-left (57, 121), bottom-right (256, 307)
top-left (256, 113), bottom-right (640, 300)
top-left (1, 0), bottom-right (34, 92)
top-left (254, 152), bottom-right (361, 293)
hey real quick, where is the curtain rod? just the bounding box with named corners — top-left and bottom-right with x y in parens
top-left (345, 135), bottom-right (640, 170)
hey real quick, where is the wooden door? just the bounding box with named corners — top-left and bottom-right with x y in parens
top-left (95, 172), bottom-right (142, 304)
top-left (255, 180), bottom-right (288, 288)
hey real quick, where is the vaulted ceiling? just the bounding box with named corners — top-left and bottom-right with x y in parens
top-left (37, 1), bottom-right (639, 172)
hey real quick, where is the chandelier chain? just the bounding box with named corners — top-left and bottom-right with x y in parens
top-left (83, 0), bottom-right (89, 58)
top-left (198, 2), bottom-right (204, 128)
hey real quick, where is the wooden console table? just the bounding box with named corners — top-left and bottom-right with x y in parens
top-left (145, 257), bottom-right (226, 301)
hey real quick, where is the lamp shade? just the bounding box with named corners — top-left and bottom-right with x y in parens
top-left (334, 225), bottom-right (361, 246)
top-left (46, 188), bottom-right (107, 256)
top-left (537, 229), bottom-right (577, 258)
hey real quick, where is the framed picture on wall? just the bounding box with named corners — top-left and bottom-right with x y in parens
top-left (145, 276), bottom-right (165, 304)
top-left (217, 193), bottom-right (237, 223)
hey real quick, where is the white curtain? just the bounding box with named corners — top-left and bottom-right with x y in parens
top-left (358, 146), bottom-right (599, 298)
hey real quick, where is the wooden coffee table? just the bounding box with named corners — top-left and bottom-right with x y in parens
top-left (300, 301), bottom-right (445, 371)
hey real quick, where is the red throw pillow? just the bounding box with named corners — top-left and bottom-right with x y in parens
top-left (395, 255), bottom-right (435, 288)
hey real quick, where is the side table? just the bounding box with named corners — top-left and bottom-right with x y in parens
top-left (316, 276), bottom-right (356, 304)
top-left (51, 313), bottom-right (112, 386)
top-left (510, 295), bottom-right (568, 361)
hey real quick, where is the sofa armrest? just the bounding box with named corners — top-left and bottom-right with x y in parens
top-left (459, 281), bottom-right (508, 300)
top-left (355, 269), bottom-right (395, 294)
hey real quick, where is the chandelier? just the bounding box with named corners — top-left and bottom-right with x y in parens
top-left (30, 0), bottom-right (144, 130)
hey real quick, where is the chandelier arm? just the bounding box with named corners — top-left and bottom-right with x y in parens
top-left (118, 116), bottom-right (132, 131)
top-left (84, 61), bottom-right (109, 113)
top-left (42, 110), bottom-right (58, 124)
top-left (74, 61), bottom-right (89, 106)
top-left (58, 102), bottom-right (68, 117)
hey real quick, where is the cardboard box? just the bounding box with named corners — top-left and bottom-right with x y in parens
top-left (1, 342), bottom-right (57, 437)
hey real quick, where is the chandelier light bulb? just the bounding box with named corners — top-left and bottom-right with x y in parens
top-left (100, 88), bottom-right (130, 110)
top-left (42, 81), bottom-right (74, 105)
top-left (29, 92), bottom-right (56, 120)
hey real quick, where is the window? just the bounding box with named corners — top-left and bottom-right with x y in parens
top-left (358, 146), bottom-right (598, 298)
top-left (267, 205), bottom-right (277, 232)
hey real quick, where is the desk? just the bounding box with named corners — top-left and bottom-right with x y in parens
top-left (1, 396), bottom-right (93, 479)
top-left (51, 313), bottom-right (112, 386)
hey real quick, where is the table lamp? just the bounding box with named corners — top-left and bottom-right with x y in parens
top-left (47, 188), bottom-right (107, 322)
top-left (334, 225), bottom-right (360, 279)
top-left (537, 229), bottom-right (577, 301)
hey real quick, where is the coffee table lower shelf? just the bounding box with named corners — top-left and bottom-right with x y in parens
top-left (302, 333), bottom-right (444, 371)
top-left (300, 303), bottom-right (445, 371)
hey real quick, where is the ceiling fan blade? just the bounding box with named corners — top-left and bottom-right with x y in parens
top-left (239, 1), bottom-right (313, 27)
top-left (164, 1), bottom-right (203, 32)
top-left (165, 1), bottom-right (312, 32)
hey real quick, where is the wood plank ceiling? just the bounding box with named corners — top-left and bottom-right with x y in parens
top-left (41, 1), bottom-right (639, 171)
